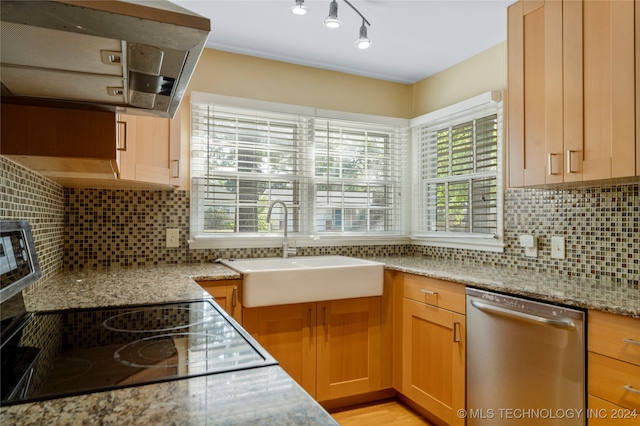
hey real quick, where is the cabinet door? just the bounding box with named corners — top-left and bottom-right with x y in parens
top-left (402, 299), bottom-right (465, 426)
top-left (581, 0), bottom-right (635, 180)
top-left (197, 280), bottom-right (242, 324)
top-left (243, 303), bottom-right (317, 397)
top-left (225, 280), bottom-right (242, 324)
top-left (116, 113), bottom-right (173, 185)
top-left (637, 0), bottom-right (640, 176)
top-left (316, 297), bottom-right (382, 401)
top-left (508, 0), bottom-right (564, 187)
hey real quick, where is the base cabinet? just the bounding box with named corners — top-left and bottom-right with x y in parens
top-left (197, 279), bottom-right (243, 324)
top-left (402, 299), bottom-right (465, 426)
top-left (396, 273), bottom-right (466, 426)
top-left (587, 310), bottom-right (640, 424)
top-left (244, 297), bottom-right (382, 402)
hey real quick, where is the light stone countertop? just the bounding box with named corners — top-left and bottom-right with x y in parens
top-left (369, 256), bottom-right (640, 318)
top-left (0, 366), bottom-right (339, 426)
top-left (4, 263), bottom-right (337, 425)
top-left (23, 263), bottom-right (242, 312)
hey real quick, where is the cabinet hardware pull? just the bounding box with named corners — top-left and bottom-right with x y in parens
top-left (566, 150), bottom-right (577, 174)
top-left (453, 322), bottom-right (461, 343)
top-left (623, 385), bottom-right (640, 395)
top-left (420, 289), bottom-right (438, 295)
top-left (309, 308), bottom-right (312, 331)
top-left (171, 159), bottom-right (180, 178)
top-left (323, 307), bottom-right (328, 328)
top-left (547, 153), bottom-right (559, 175)
top-left (117, 121), bottom-right (127, 151)
top-left (231, 286), bottom-right (237, 307)
top-left (623, 338), bottom-right (640, 346)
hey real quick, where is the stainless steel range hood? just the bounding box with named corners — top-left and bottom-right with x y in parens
top-left (0, 0), bottom-right (210, 118)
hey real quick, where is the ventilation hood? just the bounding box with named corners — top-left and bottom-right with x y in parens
top-left (0, 0), bottom-right (210, 118)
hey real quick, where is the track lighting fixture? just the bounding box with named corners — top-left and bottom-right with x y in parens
top-left (356, 20), bottom-right (371, 49)
top-left (291, 0), bottom-right (371, 49)
top-left (323, 0), bottom-right (342, 29)
top-left (290, 0), bottom-right (309, 16)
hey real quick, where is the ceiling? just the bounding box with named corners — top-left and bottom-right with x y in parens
top-left (170, 0), bottom-right (515, 84)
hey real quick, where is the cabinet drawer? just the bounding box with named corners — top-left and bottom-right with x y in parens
top-left (588, 310), bottom-right (640, 366)
top-left (588, 352), bottom-right (640, 411)
top-left (403, 274), bottom-right (465, 314)
top-left (587, 395), bottom-right (639, 426)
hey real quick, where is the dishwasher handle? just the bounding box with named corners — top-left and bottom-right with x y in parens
top-left (470, 299), bottom-right (576, 330)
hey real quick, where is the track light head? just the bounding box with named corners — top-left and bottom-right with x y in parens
top-left (290, 0), bottom-right (309, 16)
top-left (356, 21), bottom-right (371, 49)
top-left (324, 0), bottom-right (342, 29)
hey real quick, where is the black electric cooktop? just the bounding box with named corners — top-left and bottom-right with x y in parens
top-left (1, 299), bottom-right (277, 405)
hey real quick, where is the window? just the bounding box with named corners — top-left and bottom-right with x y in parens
top-left (314, 119), bottom-right (404, 234)
top-left (190, 93), bottom-right (408, 248)
top-left (411, 92), bottom-right (504, 252)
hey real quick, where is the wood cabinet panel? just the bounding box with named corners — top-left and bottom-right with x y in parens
top-left (508, 0), bottom-right (564, 187)
top-left (588, 395), bottom-right (640, 426)
top-left (588, 310), bottom-right (640, 367)
top-left (403, 274), bottom-right (465, 315)
top-left (244, 303), bottom-right (317, 397)
top-left (582, 0), bottom-right (635, 180)
top-left (508, 0), bottom-right (638, 186)
top-left (588, 352), bottom-right (640, 411)
top-left (1, 103), bottom-right (116, 159)
top-left (197, 279), bottom-right (243, 324)
top-left (316, 297), bottom-right (382, 401)
top-left (402, 298), bottom-right (465, 426)
top-left (117, 113), bottom-right (174, 185)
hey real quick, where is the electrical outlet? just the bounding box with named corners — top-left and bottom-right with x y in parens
top-left (519, 235), bottom-right (538, 258)
top-left (166, 229), bottom-right (179, 248)
top-left (551, 236), bottom-right (565, 259)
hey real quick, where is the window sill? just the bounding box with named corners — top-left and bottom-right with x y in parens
top-left (189, 234), bottom-right (412, 250)
top-left (411, 236), bottom-right (505, 253)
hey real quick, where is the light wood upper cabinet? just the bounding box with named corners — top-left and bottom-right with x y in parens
top-left (508, 0), bottom-right (564, 187)
top-left (580, 0), bottom-right (635, 180)
top-left (508, 0), bottom-right (637, 187)
top-left (0, 102), bottom-right (180, 189)
top-left (116, 113), bottom-right (180, 186)
top-left (243, 297), bottom-right (383, 402)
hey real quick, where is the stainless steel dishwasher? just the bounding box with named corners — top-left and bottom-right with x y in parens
top-left (466, 288), bottom-right (586, 425)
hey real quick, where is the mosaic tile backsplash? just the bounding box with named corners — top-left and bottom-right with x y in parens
top-left (64, 182), bottom-right (639, 290)
top-left (2, 154), bottom-right (637, 291)
top-left (0, 156), bottom-right (65, 292)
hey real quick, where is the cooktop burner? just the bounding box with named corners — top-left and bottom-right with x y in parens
top-left (1, 300), bottom-right (277, 405)
top-left (102, 307), bottom-right (211, 333)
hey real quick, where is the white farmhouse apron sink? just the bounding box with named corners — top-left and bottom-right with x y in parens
top-left (220, 256), bottom-right (384, 307)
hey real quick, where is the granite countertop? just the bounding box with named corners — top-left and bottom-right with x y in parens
top-left (23, 263), bottom-right (242, 312)
top-left (370, 256), bottom-right (640, 318)
top-left (4, 264), bottom-right (337, 425)
top-left (0, 366), bottom-right (338, 426)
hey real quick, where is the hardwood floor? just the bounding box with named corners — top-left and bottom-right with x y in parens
top-left (329, 399), bottom-right (434, 426)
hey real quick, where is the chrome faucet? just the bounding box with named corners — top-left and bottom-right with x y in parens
top-left (266, 200), bottom-right (297, 258)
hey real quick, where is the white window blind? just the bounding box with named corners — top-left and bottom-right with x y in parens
top-left (314, 118), bottom-right (406, 235)
top-left (191, 104), bottom-right (313, 236)
top-left (190, 97), bottom-right (408, 244)
top-left (412, 92), bottom-right (503, 248)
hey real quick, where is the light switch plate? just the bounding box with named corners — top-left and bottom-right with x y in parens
top-left (166, 228), bottom-right (179, 248)
top-left (551, 236), bottom-right (565, 259)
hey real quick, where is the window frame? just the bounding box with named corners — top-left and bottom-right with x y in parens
top-left (188, 93), bottom-right (410, 250)
top-left (410, 91), bottom-right (505, 253)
